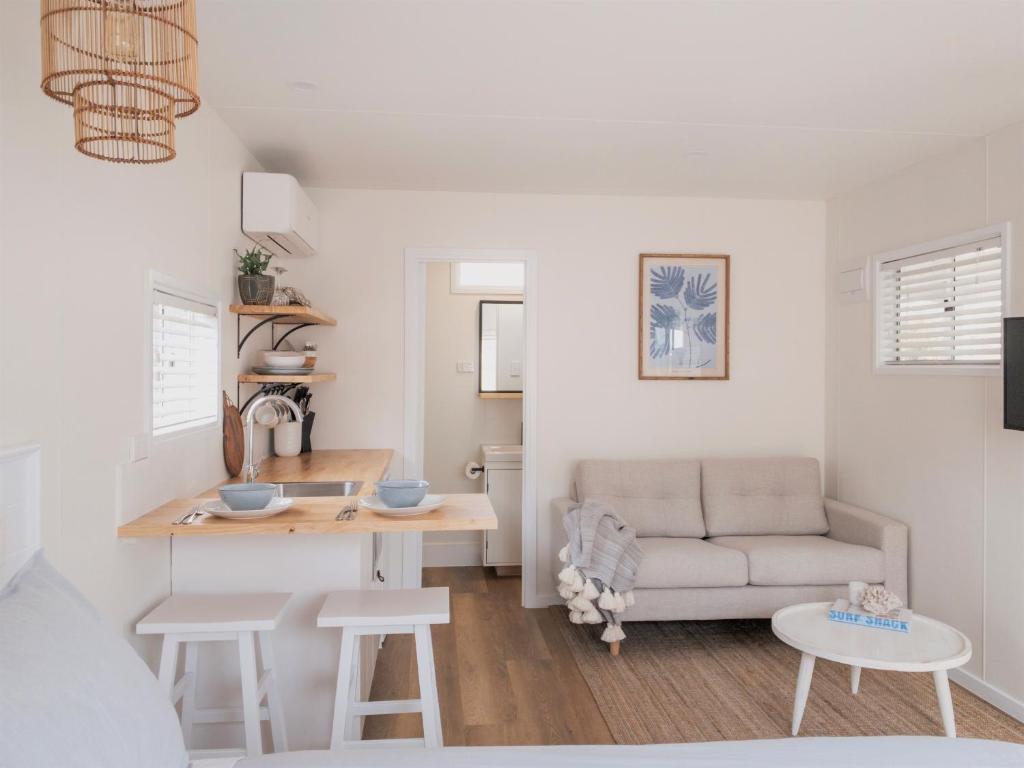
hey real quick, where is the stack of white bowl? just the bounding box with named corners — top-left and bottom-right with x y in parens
top-left (252, 350), bottom-right (314, 375)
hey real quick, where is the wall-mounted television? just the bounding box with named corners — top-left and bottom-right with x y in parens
top-left (1006, 318), bottom-right (1024, 431)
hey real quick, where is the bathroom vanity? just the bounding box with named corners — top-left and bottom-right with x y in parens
top-left (481, 444), bottom-right (522, 571)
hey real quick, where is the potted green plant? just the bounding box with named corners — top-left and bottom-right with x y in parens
top-left (235, 246), bottom-right (274, 304)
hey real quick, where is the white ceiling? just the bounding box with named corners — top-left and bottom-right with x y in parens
top-left (198, 0), bottom-right (1024, 199)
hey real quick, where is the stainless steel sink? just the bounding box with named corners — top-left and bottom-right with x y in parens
top-left (276, 481), bottom-right (363, 497)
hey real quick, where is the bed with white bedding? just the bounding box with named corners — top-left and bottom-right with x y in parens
top-left (227, 737), bottom-right (1024, 767)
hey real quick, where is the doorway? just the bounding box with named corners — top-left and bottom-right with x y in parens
top-left (401, 248), bottom-right (539, 608)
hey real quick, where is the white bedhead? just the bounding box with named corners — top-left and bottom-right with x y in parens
top-left (0, 443), bottom-right (41, 588)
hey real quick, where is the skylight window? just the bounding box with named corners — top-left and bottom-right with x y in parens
top-left (450, 262), bottom-right (524, 294)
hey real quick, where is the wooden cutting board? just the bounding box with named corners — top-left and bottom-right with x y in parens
top-left (222, 391), bottom-right (244, 478)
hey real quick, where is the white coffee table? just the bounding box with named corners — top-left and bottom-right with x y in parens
top-left (771, 602), bottom-right (972, 738)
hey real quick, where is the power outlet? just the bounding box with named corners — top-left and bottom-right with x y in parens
top-left (128, 433), bottom-right (150, 463)
top-left (456, 360), bottom-right (476, 373)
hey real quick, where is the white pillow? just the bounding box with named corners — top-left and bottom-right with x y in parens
top-left (0, 551), bottom-right (187, 768)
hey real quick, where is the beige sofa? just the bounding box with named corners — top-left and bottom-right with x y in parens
top-left (552, 457), bottom-right (908, 623)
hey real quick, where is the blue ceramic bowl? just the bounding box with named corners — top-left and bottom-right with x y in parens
top-left (218, 483), bottom-right (277, 511)
top-left (375, 480), bottom-right (429, 508)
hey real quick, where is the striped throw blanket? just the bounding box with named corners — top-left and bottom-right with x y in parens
top-left (558, 501), bottom-right (643, 644)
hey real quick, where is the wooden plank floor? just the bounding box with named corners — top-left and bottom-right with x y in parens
top-left (363, 566), bottom-right (615, 745)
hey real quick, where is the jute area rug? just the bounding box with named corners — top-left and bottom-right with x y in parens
top-left (553, 611), bottom-right (1024, 744)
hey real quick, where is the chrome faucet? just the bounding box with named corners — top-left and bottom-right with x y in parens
top-left (241, 394), bottom-right (304, 483)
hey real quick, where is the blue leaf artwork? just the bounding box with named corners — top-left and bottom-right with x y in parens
top-left (643, 256), bottom-right (724, 376)
top-left (649, 303), bottom-right (680, 358)
top-left (694, 311), bottom-right (717, 344)
top-left (650, 266), bottom-right (686, 299)
top-left (684, 274), bottom-right (717, 311)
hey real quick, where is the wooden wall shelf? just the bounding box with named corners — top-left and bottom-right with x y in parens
top-left (238, 373), bottom-right (337, 384)
top-left (229, 305), bottom-right (337, 326)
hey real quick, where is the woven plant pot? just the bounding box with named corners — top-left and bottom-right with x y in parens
top-left (238, 274), bottom-right (275, 305)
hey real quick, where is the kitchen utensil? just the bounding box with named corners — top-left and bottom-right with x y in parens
top-left (218, 482), bottom-right (277, 511)
top-left (335, 504), bottom-right (358, 521)
top-left (300, 411), bottom-right (315, 453)
top-left (222, 391), bottom-right (245, 478)
top-left (359, 494), bottom-right (446, 517)
top-left (374, 480), bottom-right (430, 508)
top-left (274, 421), bottom-right (302, 457)
top-left (201, 497), bottom-right (294, 520)
top-left (172, 505), bottom-right (202, 525)
top-left (180, 509), bottom-right (206, 525)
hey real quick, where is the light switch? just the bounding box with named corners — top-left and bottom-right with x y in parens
top-left (510, 360), bottom-right (522, 377)
top-left (457, 360), bottom-right (476, 373)
top-left (838, 267), bottom-right (865, 294)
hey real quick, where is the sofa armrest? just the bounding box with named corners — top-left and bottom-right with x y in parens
top-left (551, 497), bottom-right (577, 519)
top-left (825, 498), bottom-right (908, 604)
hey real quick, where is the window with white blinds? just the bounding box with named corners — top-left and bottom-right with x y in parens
top-left (876, 228), bottom-right (1006, 371)
top-left (152, 286), bottom-right (219, 435)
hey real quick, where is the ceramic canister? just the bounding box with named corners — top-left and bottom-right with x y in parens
top-left (274, 421), bottom-right (302, 457)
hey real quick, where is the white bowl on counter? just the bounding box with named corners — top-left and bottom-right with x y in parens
top-left (202, 497), bottom-right (294, 520)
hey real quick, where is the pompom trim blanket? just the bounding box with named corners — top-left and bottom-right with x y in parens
top-left (558, 501), bottom-right (643, 644)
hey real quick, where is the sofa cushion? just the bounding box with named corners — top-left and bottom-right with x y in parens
top-left (634, 537), bottom-right (748, 589)
top-left (708, 535), bottom-right (885, 586)
top-left (702, 457), bottom-right (827, 536)
top-left (576, 459), bottom-right (705, 537)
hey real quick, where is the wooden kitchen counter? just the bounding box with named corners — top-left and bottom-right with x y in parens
top-left (116, 448), bottom-right (498, 538)
top-left (253, 449), bottom-right (393, 485)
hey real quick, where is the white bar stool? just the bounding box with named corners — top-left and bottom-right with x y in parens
top-left (318, 586), bottom-right (449, 749)
top-left (137, 592), bottom-right (291, 759)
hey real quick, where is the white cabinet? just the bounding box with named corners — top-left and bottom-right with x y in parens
top-left (481, 445), bottom-right (522, 568)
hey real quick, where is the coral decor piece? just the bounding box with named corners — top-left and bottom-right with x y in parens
top-left (859, 584), bottom-right (903, 616)
top-left (283, 286), bottom-right (312, 307)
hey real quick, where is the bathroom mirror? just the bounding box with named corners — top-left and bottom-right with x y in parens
top-left (479, 300), bottom-right (524, 395)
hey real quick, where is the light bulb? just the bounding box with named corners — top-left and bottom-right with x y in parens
top-left (105, 7), bottom-right (140, 62)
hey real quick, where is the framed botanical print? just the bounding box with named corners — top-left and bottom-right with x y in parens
top-left (639, 253), bottom-right (730, 380)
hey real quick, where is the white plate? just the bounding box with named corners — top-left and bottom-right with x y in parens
top-left (249, 368), bottom-right (313, 376)
top-left (359, 494), bottom-right (447, 517)
top-left (201, 497), bottom-right (294, 520)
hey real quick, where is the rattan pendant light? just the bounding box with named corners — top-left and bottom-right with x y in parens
top-left (40, 0), bottom-right (200, 164)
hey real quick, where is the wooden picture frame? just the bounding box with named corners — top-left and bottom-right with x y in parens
top-left (638, 253), bottom-right (730, 380)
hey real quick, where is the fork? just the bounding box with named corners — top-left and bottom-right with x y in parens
top-left (336, 505), bottom-right (357, 521)
top-left (182, 509), bottom-right (207, 525)
top-left (173, 505), bottom-right (202, 525)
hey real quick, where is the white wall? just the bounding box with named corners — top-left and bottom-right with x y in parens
top-left (423, 262), bottom-right (522, 566)
top-left (0, 0), bottom-right (261, 664)
top-left (826, 124), bottom-right (1024, 708)
top-left (274, 189), bottom-right (827, 602)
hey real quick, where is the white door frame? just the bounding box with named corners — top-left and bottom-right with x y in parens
top-left (402, 247), bottom-right (540, 608)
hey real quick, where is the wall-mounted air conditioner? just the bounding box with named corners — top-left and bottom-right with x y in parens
top-left (241, 172), bottom-right (319, 258)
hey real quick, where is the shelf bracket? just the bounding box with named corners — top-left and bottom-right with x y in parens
top-left (236, 313), bottom-right (287, 358)
top-left (239, 384), bottom-right (281, 414)
top-left (272, 322), bottom-right (313, 351)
